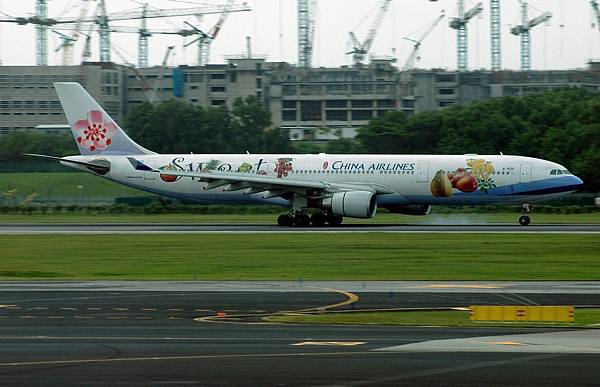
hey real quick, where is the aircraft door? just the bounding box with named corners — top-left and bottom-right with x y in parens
top-left (417, 162), bottom-right (430, 182)
top-left (519, 163), bottom-right (532, 183)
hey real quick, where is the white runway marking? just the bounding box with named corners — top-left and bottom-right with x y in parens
top-left (377, 330), bottom-right (600, 353)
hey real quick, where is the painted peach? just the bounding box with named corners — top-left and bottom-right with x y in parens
top-left (160, 174), bottom-right (178, 182)
top-left (456, 175), bottom-right (478, 192)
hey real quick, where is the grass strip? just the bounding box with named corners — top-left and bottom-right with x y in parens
top-left (267, 309), bottom-right (600, 328)
top-left (0, 212), bottom-right (599, 224)
top-left (0, 234), bottom-right (597, 280)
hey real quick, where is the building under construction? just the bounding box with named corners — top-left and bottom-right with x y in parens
top-left (2, 59), bottom-right (600, 138)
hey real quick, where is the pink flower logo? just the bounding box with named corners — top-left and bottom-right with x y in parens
top-left (74, 110), bottom-right (117, 152)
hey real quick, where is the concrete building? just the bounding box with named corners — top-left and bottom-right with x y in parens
top-left (410, 68), bottom-right (600, 112)
top-left (2, 60), bottom-right (600, 139)
top-left (268, 59), bottom-right (411, 141)
top-left (0, 63), bottom-right (126, 134)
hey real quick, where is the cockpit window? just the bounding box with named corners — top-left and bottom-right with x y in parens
top-left (556, 170), bottom-right (563, 175)
top-left (550, 169), bottom-right (557, 175)
top-left (563, 170), bottom-right (570, 175)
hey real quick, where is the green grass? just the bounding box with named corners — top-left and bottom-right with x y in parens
top-left (0, 234), bottom-right (597, 280)
top-left (0, 172), bottom-right (150, 198)
top-left (267, 309), bottom-right (600, 328)
top-left (0, 212), bottom-right (599, 224)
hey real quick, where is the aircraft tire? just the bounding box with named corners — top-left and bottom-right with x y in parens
top-left (519, 215), bottom-right (531, 226)
top-left (327, 214), bottom-right (343, 226)
top-left (277, 214), bottom-right (294, 227)
top-left (294, 213), bottom-right (311, 227)
top-left (310, 213), bottom-right (326, 227)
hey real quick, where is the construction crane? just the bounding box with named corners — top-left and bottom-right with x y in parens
top-left (36, 0), bottom-right (48, 66)
top-left (199, 0), bottom-right (236, 66)
top-left (52, 29), bottom-right (76, 65)
top-left (95, 1), bottom-right (250, 64)
top-left (490, 0), bottom-right (501, 71)
top-left (510, 0), bottom-right (552, 71)
top-left (0, 1), bottom-right (251, 65)
top-left (53, 0), bottom-right (92, 65)
top-left (298, 0), bottom-right (317, 68)
top-left (347, 0), bottom-right (392, 65)
top-left (112, 44), bottom-right (152, 101)
top-left (59, 24), bottom-right (200, 66)
top-left (150, 45), bottom-right (175, 103)
top-left (591, 1), bottom-right (600, 43)
top-left (401, 13), bottom-right (445, 82)
top-left (449, 1), bottom-right (483, 72)
top-left (181, 0), bottom-right (238, 66)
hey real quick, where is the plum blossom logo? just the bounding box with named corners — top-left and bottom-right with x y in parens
top-left (74, 110), bottom-right (117, 152)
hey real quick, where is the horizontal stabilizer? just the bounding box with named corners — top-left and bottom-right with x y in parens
top-left (24, 153), bottom-right (110, 173)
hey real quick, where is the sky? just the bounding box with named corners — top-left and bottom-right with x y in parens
top-left (0, 0), bottom-right (598, 71)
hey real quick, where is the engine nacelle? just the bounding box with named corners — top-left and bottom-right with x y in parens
top-left (321, 191), bottom-right (377, 219)
top-left (386, 204), bottom-right (431, 216)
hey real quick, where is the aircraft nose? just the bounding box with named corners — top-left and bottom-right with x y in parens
top-left (571, 175), bottom-right (584, 189)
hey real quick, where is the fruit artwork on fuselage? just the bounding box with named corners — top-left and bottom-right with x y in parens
top-left (430, 159), bottom-right (496, 197)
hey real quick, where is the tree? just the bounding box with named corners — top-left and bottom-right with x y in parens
top-left (123, 97), bottom-right (290, 154)
top-left (352, 87), bottom-right (600, 191)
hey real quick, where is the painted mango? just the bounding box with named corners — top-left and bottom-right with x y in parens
top-left (431, 170), bottom-right (453, 197)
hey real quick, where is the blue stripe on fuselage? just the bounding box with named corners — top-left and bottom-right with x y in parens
top-left (452, 175), bottom-right (583, 197)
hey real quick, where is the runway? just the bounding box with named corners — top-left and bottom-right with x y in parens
top-left (1, 281), bottom-right (599, 385)
top-left (1, 222), bottom-right (599, 234)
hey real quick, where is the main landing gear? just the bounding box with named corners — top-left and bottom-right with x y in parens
top-left (519, 203), bottom-right (531, 226)
top-left (277, 212), bottom-right (343, 227)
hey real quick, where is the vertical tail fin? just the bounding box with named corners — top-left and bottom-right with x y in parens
top-left (54, 82), bottom-right (154, 156)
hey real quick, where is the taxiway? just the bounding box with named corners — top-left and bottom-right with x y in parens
top-left (0, 281), bottom-right (599, 385)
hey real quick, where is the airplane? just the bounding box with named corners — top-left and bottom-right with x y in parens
top-left (27, 82), bottom-right (584, 227)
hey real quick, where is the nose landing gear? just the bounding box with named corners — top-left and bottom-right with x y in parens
top-left (519, 203), bottom-right (531, 226)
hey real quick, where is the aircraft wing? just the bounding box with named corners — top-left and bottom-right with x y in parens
top-left (128, 157), bottom-right (395, 197)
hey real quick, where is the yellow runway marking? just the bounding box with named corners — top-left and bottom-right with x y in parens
top-left (292, 341), bottom-right (366, 346)
top-left (485, 341), bottom-right (527, 346)
top-left (0, 305), bottom-right (17, 308)
top-left (0, 351), bottom-right (374, 367)
top-left (86, 308), bottom-right (102, 311)
top-left (196, 287), bottom-right (360, 324)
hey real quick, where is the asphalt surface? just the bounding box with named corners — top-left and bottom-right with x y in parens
top-left (1, 283), bottom-right (599, 386)
top-left (1, 222), bottom-right (599, 234)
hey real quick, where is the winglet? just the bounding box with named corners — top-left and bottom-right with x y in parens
top-left (127, 157), bottom-right (154, 171)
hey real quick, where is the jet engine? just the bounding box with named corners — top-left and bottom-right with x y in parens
top-left (321, 191), bottom-right (377, 218)
top-left (87, 159), bottom-right (111, 175)
top-left (385, 204), bottom-right (431, 216)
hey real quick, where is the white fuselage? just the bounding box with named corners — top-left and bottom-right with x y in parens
top-left (65, 153), bottom-right (583, 209)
